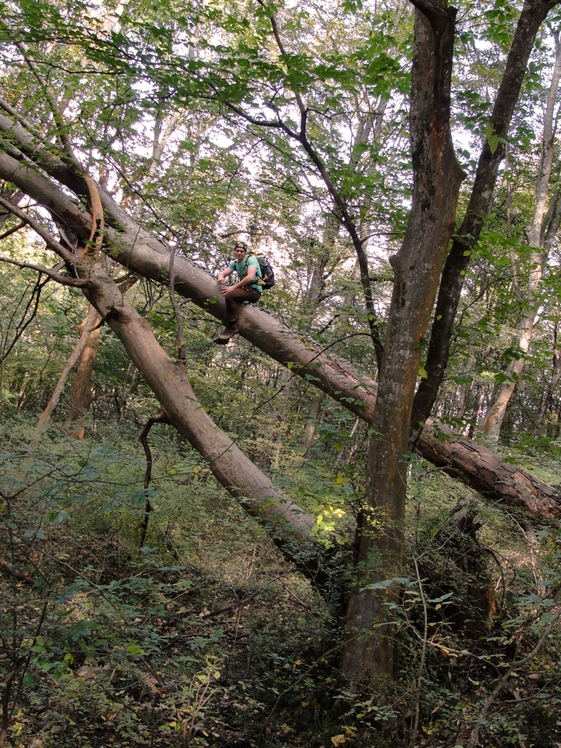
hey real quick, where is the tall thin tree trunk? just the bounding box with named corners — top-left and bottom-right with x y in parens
top-left (478, 32), bottom-right (561, 439)
top-left (67, 308), bottom-right (103, 439)
top-left (410, 0), bottom-right (556, 440)
top-left (31, 305), bottom-right (100, 445)
top-left (299, 217), bottom-right (337, 452)
top-left (301, 393), bottom-right (323, 454)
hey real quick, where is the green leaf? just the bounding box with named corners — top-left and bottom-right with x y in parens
top-left (126, 644), bottom-right (145, 656)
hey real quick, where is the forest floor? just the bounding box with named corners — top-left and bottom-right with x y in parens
top-left (1, 420), bottom-right (561, 748)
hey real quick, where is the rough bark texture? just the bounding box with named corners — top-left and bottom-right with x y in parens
top-left (410, 0), bottom-right (557, 440)
top-left (341, 2), bottom-right (465, 683)
top-left (0, 143), bottom-right (559, 520)
top-left (418, 421), bottom-right (561, 519)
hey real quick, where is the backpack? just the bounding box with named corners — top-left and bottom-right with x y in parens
top-left (246, 252), bottom-right (275, 290)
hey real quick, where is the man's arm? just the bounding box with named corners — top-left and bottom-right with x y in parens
top-left (217, 266), bottom-right (234, 285)
top-left (234, 263), bottom-right (257, 288)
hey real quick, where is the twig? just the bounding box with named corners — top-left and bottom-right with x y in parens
top-left (0, 264), bottom-right (49, 364)
top-left (138, 412), bottom-right (170, 547)
top-left (0, 253), bottom-right (87, 287)
top-left (410, 555), bottom-right (428, 747)
top-left (199, 570), bottom-right (293, 619)
top-left (0, 221), bottom-right (26, 241)
top-left (468, 606), bottom-right (561, 747)
top-left (0, 198), bottom-right (81, 267)
top-left (0, 560), bottom-right (34, 585)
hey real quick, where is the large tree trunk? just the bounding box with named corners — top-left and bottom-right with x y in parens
top-left (341, 1), bottom-right (465, 684)
top-left (0, 143), bottom-right (559, 520)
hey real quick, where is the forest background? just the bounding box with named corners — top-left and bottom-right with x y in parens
top-left (1, 0), bottom-right (561, 746)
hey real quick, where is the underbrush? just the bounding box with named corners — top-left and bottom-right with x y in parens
top-left (1, 425), bottom-right (560, 748)
top-left (0, 426), bottom-right (338, 748)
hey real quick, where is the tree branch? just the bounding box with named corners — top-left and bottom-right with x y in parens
top-left (0, 124), bottom-right (559, 520)
top-left (254, 0), bottom-right (384, 364)
top-left (0, 253), bottom-right (89, 287)
top-left (138, 411), bottom-right (170, 548)
top-left (0, 196), bottom-right (88, 269)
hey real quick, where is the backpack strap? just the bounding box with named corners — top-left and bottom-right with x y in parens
top-left (244, 254), bottom-right (262, 285)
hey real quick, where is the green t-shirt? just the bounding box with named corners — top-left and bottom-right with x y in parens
top-left (229, 255), bottom-right (263, 292)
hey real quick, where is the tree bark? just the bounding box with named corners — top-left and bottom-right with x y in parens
top-left (0, 144), bottom-right (559, 520)
top-left (67, 274), bottom-right (137, 438)
top-left (64, 262), bottom-right (330, 583)
top-left (341, 1), bottom-right (465, 683)
top-left (418, 420), bottom-right (561, 518)
top-left (410, 0), bottom-right (557, 441)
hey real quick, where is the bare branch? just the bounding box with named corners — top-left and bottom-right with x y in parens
top-left (0, 560), bottom-right (34, 586)
top-left (0, 254), bottom-right (90, 287)
top-left (468, 605), bottom-right (561, 747)
top-left (221, 99), bottom-right (284, 130)
top-left (0, 221), bottom-right (26, 242)
top-left (0, 196), bottom-right (84, 267)
top-left (0, 269), bottom-right (47, 364)
top-left (138, 411), bottom-right (171, 547)
top-left (240, 1), bottom-right (384, 362)
top-left (258, 0), bottom-right (307, 118)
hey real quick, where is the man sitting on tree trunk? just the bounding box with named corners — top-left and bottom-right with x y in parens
top-left (214, 241), bottom-right (262, 344)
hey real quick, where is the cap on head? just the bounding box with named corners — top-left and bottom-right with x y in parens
top-left (234, 241), bottom-right (248, 252)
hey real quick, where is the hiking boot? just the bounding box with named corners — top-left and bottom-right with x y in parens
top-left (213, 325), bottom-right (238, 344)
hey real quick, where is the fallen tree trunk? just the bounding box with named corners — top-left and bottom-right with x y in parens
top-left (85, 265), bottom-right (340, 590)
top-left (81, 266), bottom-right (321, 559)
top-left (0, 139), bottom-right (560, 519)
top-left (418, 421), bottom-right (561, 519)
